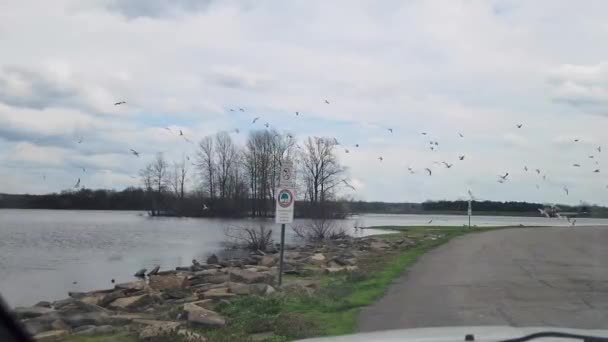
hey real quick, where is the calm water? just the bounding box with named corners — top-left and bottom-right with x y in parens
top-left (2, 209), bottom-right (608, 307)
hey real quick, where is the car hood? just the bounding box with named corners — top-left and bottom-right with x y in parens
top-left (299, 326), bottom-right (608, 342)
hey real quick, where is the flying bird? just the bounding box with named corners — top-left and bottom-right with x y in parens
top-left (434, 142), bottom-right (439, 146)
top-left (574, 138), bottom-right (579, 142)
top-left (184, 137), bottom-right (193, 143)
top-left (497, 179), bottom-right (506, 184)
top-left (229, 109), bottom-right (235, 112)
top-left (538, 208), bottom-right (550, 218)
top-left (499, 172), bottom-right (509, 180)
top-left (424, 168), bottom-right (432, 176)
top-left (81, 167), bottom-right (86, 172)
top-left (378, 156), bottom-right (384, 162)
top-left (264, 123), bottom-right (269, 128)
top-left (203, 204), bottom-right (209, 211)
top-left (114, 101), bottom-right (126, 106)
top-left (295, 111), bottom-right (299, 116)
top-left (421, 132), bottom-right (427, 135)
top-left (563, 186), bottom-right (569, 195)
top-left (458, 132), bottom-right (464, 138)
top-left (458, 155), bottom-right (465, 160)
top-left (130, 149), bottom-right (140, 157)
top-left (342, 179), bottom-right (356, 190)
top-left (598, 146), bottom-right (602, 153)
top-left (524, 166), bottom-right (528, 171)
top-left (573, 164), bottom-right (581, 167)
top-left (407, 167), bottom-right (415, 174)
top-left (186, 156), bottom-right (190, 161)
top-left (252, 117), bottom-right (260, 124)
top-left (442, 162), bottom-right (453, 168)
top-left (427, 219), bottom-right (433, 224)
top-left (589, 155), bottom-right (594, 159)
top-left (233, 128), bottom-right (240, 134)
top-left (388, 128), bottom-right (393, 133)
top-left (516, 124), bottom-right (523, 128)
top-left (74, 178), bottom-right (80, 188)
top-left (345, 149), bottom-right (350, 153)
top-left (77, 138), bottom-right (83, 144)
top-left (594, 169), bottom-right (600, 173)
top-left (535, 169), bottom-right (541, 174)
top-left (430, 146), bottom-right (435, 151)
top-left (179, 130), bottom-right (184, 136)
top-left (355, 144), bottom-right (359, 148)
top-left (164, 127), bottom-right (172, 132)
top-left (239, 108), bottom-right (244, 112)
top-left (324, 99), bottom-right (330, 104)
top-left (468, 190), bottom-right (475, 199)
top-left (333, 138), bottom-right (340, 145)
top-left (542, 175), bottom-right (547, 181)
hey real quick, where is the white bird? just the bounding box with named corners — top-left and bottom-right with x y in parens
top-left (535, 169), bottom-right (541, 174)
top-left (421, 132), bottom-right (427, 135)
top-left (77, 138), bottom-right (83, 144)
top-left (598, 146), bottom-right (602, 153)
top-left (499, 172), bottom-right (509, 180)
top-left (407, 167), bottom-right (415, 174)
top-left (264, 123), bottom-right (269, 128)
top-left (344, 149), bottom-right (350, 153)
top-left (203, 204), bottom-right (209, 211)
top-left (442, 162), bottom-right (453, 168)
top-left (425, 168), bottom-right (432, 176)
top-left (179, 130), bottom-right (184, 136)
top-left (239, 108), bottom-right (244, 112)
top-left (458, 132), bottom-right (464, 138)
top-left (324, 99), bottom-right (330, 104)
top-left (378, 156), bottom-right (384, 162)
top-left (164, 127), bottom-right (172, 132)
top-left (114, 101), bottom-right (126, 105)
top-left (233, 128), bottom-right (240, 134)
top-left (388, 128), bottom-right (393, 133)
top-left (342, 179), bottom-right (356, 190)
top-left (458, 155), bottom-right (465, 161)
top-left (538, 208), bottom-right (550, 218)
top-left (333, 138), bottom-right (340, 145)
top-left (542, 175), bottom-right (547, 181)
top-left (573, 164), bottom-right (580, 167)
top-left (468, 190), bottom-right (475, 200)
top-left (589, 155), bottom-right (595, 159)
top-left (516, 124), bottom-right (523, 128)
top-left (74, 178), bottom-right (80, 188)
top-left (130, 149), bottom-right (140, 157)
top-left (252, 117), bottom-right (260, 124)
top-left (571, 219), bottom-right (577, 227)
top-left (524, 166), bottom-right (528, 171)
top-left (563, 186), bottom-right (569, 195)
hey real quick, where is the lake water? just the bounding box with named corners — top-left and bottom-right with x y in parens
top-left (2, 209), bottom-right (608, 307)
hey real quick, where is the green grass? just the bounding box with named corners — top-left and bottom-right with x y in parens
top-left (61, 332), bottom-right (137, 342)
top-left (210, 225), bottom-right (495, 340)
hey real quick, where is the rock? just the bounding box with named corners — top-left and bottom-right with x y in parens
top-left (147, 265), bottom-right (160, 276)
top-left (35, 301), bottom-right (52, 308)
top-left (98, 290), bottom-right (127, 307)
top-left (72, 324), bottom-right (96, 333)
top-left (228, 282), bottom-right (250, 295)
top-left (138, 321), bottom-right (181, 340)
top-left (369, 240), bottom-right (390, 251)
top-left (22, 318), bottom-right (53, 335)
top-left (33, 329), bottom-right (69, 341)
top-left (202, 287), bottom-right (235, 299)
top-left (191, 282), bottom-right (230, 293)
top-left (310, 253), bottom-right (326, 264)
top-left (195, 273), bottom-right (229, 285)
top-left (149, 273), bottom-right (188, 290)
top-left (115, 280), bottom-right (146, 292)
top-left (68, 292), bottom-right (86, 299)
top-left (60, 312), bottom-right (108, 328)
top-left (177, 328), bottom-right (207, 341)
top-left (184, 304), bottom-right (225, 327)
top-left (185, 299), bottom-right (216, 310)
top-left (50, 319), bottom-right (70, 331)
top-left (14, 306), bottom-right (54, 319)
top-left (52, 298), bottom-right (74, 310)
top-left (248, 283), bottom-right (276, 296)
top-left (229, 269), bottom-right (273, 284)
top-left (259, 255), bottom-right (277, 267)
top-left (176, 266), bottom-right (192, 271)
top-left (206, 254), bottom-right (219, 265)
top-left (162, 288), bottom-right (191, 300)
top-left (325, 266), bottom-right (346, 273)
top-left (264, 285), bottom-right (276, 296)
top-left (134, 268), bottom-right (147, 277)
top-left (108, 294), bottom-right (153, 311)
top-left (329, 256), bottom-right (350, 266)
top-left (190, 269), bottom-right (219, 278)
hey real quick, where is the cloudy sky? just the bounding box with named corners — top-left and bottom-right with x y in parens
top-left (2, 0), bottom-right (608, 205)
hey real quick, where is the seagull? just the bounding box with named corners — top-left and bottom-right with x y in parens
top-left (427, 219), bottom-right (433, 224)
top-left (252, 117), bottom-right (260, 124)
top-left (203, 204), bottom-right (209, 211)
top-left (516, 124), bottom-right (523, 128)
top-left (421, 132), bottom-right (427, 135)
top-left (81, 167), bottom-right (86, 172)
top-left (430, 146), bottom-right (435, 151)
top-left (77, 138), bottom-right (83, 144)
top-left (378, 156), bottom-right (384, 162)
top-left (324, 99), bottom-right (330, 104)
top-left (497, 179), bottom-right (506, 184)
top-left (571, 219), bottom-right (577, 227)
top-left (355, 144), bottom-right (359, 148)
top-left (111, 279), bottom-right (115, 284)
top-left (563, 186), bottom-right (569, 195)
top-left (574, 138), bottom-right (579, 142)
top-left (74, 178), bottom-right (80, 188)
top-left (434, 142), bottom-right (439, 146)
top-left (598, 146), bottom-right (602, 153)
top-left (425, 168), bottom-right (432, 176)
top-left (589, 155), bottom-right (594, 159)
top-left (538, 208), bottom-right (550, 218)
top-left (287, 134), bottom-right (293, 139)
top-left (458, 132), bottom-right (464, 138)
top-left (542, 175), bottom-right (547, 181)
top-left (535, 169), bottom-right (541, 174)
top-left (130, 149), bottom-right (140, 157)
top-left (468, 190), bottom-right (475, 199)
top-left (344, 149), bottom-right (350, 153)
top-left (233, 128), bottom-right (240, 134)
top-left (342, 179), bottom-right (356, 190)
top-left (388, 128), bottom-right (393, 133)
top-left (114, 101), bottom-right (126, 106)
top-left (499, 172), bottom-right (509, 180)
top-left (442, 162), bottom-right (453, 168)
top-left (524, 166), bottom-right (528, 171)
top-left (186, 156), bottom-right (190, 161)
top-left (333, 138), bottom-right (340, 145)
top-left (594, 169), bottom-right (600, 173)
top-left (229, 109), bottom-right (235, 112)
top-left (458, 155), bottom-right (465, 161)
top-left (573, 164), bottom-right (581, 167)
top-left (536, 184), bottom-right (540, 190)
top-left (407, 167), bottom-right (415, 174)
top-left (264, 123), bottom-right (269, 128)
top-left (239, 108), bottom-right (244, 112)
top-left (164, 127), bottom-right (172, 132)
top-left (179, 130), bottom-right (184, 136)
top-left (295, 111), bottom-right (299, 116)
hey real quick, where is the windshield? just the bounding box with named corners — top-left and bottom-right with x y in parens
top-left (1, 1), bottom-right (608, 342)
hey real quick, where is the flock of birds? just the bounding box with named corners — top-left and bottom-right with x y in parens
top-left (64, 99), bottom-right (602, 224)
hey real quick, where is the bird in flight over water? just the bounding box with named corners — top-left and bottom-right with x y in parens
top-left (574, 138), bottom-right (580, 142)
top-left (344, 149), bottom-right (349, 153)
top-left (458, 155), bottom-right (465, 160)
top-left (114, 101), bottom-right (126, 106)
top-left (295, 112), bottom-right (299, 116)
top-left (388, 128), bottom-right (393, 133)
top-left (563, 186), bottom-right (569, 195)
top-left (378, 156), bottom-right (383, 162)
top-left (130, 149), bottom-right (140, 157)
top-left (427, 219), bottom-right (433, 224)
top-left (524, 166), bottom-right (528, 171)
top-left (594, 169), bottom-right (600, 173)
top-left (239, 108), bottom-right (244, 112)
top-left (598, 146), bottom-right (602, 153)
top-left (442, 162), bottom-right (453, 168)
top-left (252, 117), bottom-right (260, 124)
top-left (342, 179), bottom-right (356, 190)
top-left (324, 99), bottom-right (330, 104)
top-left (421, 132), bottom-right (427, 135)
top-left (516, 124), bottom-right (523, 128)
top-left (535, 169), bottom-right (541, 174)
top-left (573, 164), bottom-right (581, 167)
top-left (407, 167), bottom-right (415, 174)
top-left (458, 132), bottom-right (464, 138)
top-left (74, 178), bottom-right (80, 188)
top-left (499, 172), bottom-right (509, 180)
top-left (425, 168), bottom-right (432, 176)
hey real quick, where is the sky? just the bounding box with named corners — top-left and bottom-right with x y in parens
top-left (2, 0), bottom-right (608, 205)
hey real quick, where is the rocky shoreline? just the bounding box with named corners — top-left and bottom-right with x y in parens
top-left (14, 234), bottom-right (417, 341)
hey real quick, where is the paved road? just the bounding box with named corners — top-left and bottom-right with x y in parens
top-left (359, 227), bottom-right (608, 331)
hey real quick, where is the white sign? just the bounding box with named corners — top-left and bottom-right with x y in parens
top-left (275, 188), bottom-right (295, 224)
top-left (279, 161), bottom-right (295, 188)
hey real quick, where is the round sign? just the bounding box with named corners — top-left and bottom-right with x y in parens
top-left (277, 189), bottom-right (294, 208)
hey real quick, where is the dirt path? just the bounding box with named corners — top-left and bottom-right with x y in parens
top-left (359, 227), bottom-right (608, 331)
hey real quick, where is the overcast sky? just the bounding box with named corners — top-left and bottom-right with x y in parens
top-left (2, 0), bottom-right (608, 205)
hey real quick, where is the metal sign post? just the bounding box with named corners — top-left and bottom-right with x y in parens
top-left (468, 200), bottom-right (472, 228)
top-left (276, 161), bottom-right (295, 287)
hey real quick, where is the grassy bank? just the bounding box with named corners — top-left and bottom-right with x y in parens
top-left (65, 226), bottom-right (498, 342)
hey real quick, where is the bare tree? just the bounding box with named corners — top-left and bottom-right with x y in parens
top-left (224, 225), bottom-right (274, 251)
top-left (152, 152), bottom-right (169, 195)
top-left (196, 136), bottom-right (216, 199)
top-left (300, 136), bottom-right (346, 216)
top-left (215, 132), bottom-right (238, 199)
top-left (170, 156), bottom-right (188, 200)
top-left (293, 218), bottom-right (347, 242)
top-left (139, 164), bottom-right (154, 193)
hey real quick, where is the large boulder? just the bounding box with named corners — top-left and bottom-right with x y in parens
top-left (228, 282), bottom-right (250, 295)
top-left (192, 273), bottom-right (229, 285)
top-left (162, 288), bottom-right (192, 300)
top-left (248, 283), bottom-right (276, 296)
top-left (33, 330), bottom-right (69, 341)
top-left (183, 304), bottom-right (225, 327)
top-left (229, 269), bottom-right (273, 284)
top-left (149, 273), bottom-right (188, 290)
top-left (147, 265), bottom-right (160, 276)
top-left (60, 311), bottom-right (109, 328)
top-left (108, 294), bottom-right (153, 311)
top-left (115, 280), bottom-right (146, 292)
top-left (259, 255), bottom-right (278, 267)
top-left (52, 298), bottom-right (75, 310)
top-left (206, 254), bottom-right (219, 265)
top-left (34, 301), bottom-right (52, 308)
top-left (73, 325), bottom-right (115, 336)
top-left (138, 321), bottom-right (181, 340)
top-left (201, 287), bottom-right (235, 300)
top-left (134, 268), bottom-right (147, 277)
top-left (310, 253), bottom-right (326, 264)
top-left (14, 306), bottom-right (55, 319)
